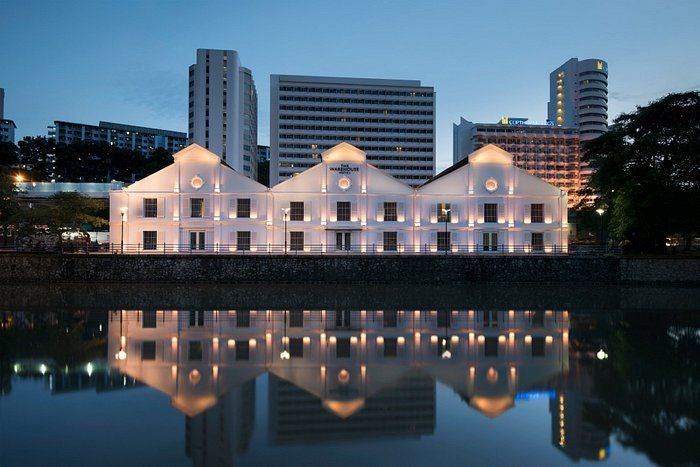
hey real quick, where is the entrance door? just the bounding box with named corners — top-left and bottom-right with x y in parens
top-left (335, 231), bottom-right (352, 251)
top-left (190, 231), bottom-right (206, 250)
top-left (482, 232), bottom-right (499, 252)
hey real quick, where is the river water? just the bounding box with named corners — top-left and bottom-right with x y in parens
top-left (1, 285), bottom-right (698, 466)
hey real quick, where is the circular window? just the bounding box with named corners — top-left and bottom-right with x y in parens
top-left (484, 178), bottom-right (499, 192)
top-left (188, 369), bottom-right (201, 385)
top-left (190, 175), bottom-right (204, 189)
top-left (337, 369), bottom-right (350, 384)
top-left (338, 176), bottom-right (352, 191)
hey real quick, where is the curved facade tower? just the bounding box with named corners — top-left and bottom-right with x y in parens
top-left (547, 58), bottom-right (608, 141)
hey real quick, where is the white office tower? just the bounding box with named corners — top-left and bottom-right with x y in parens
top-left (270, 75), bottom-right (435, 187)
top-left (547, 58), bottom-right (608, 141)
top-left (189, 49), bottom-right (258, 179)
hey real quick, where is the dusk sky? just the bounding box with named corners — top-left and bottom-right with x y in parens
top-left (2, 0), bottom-right (699, 171)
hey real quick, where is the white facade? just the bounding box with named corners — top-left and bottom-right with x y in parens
top-left (547, 58), bottom-right (608, 141)
top-left (270, 75), bottom-right (435, 187)
top-left (110, 142), bottom-right (568, 253)
top-left (188, 49), bottom-right (258, 179)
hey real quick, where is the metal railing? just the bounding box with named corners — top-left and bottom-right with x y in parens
top-left (0, 242), bottom-right (621, 256)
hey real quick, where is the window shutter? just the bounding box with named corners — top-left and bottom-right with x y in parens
top-left (185, 198), bottom-right (191, 218)
top-left (229, 199), bottom-right (236, 218)
top-left (397, 232), bottom-right (405, 251)
top-left (477, 203), bottom-right (484, 223)
top-left (204, 198), bottom-right (211, 218)
top-left (523, 204), bottom-right (531, 224)
top-left (375, 231), bottom-right (383, 251)
top-left (251, 232), bottom-right (258, 251)
top-left (330, 202), bottom-right (337, 222)
top-left (430, 204), bottom-right (438, 223)
top-left (544, 232), bottom-right (552, 246)
top-left (251, 198), bottom-right (258, 219)
top-left (304, 201), bottom-right (311, 222)
top-left (157, 198), bottom-right (165, 218)
top-left (135, 198), bottom-right (143, 218)
top-left (544, 203), bottom-right (552, 224)
top-left (523, 231), bottom-right (532, 246)
top-left (351, 202), bottom-right (358, 222)
top-left (429, 232), bottom-right (437, 248)
top-left (451, 204), bottom-right (458, 223)
top-left (376, 202), bottom-right (384, 222)
top-left (397, 202), bottom-right (405, 222)
top-left (497, 203), bottom-right (505, 223)
top-left (229, 231), bottom-right (237, 250)
top-left (205, 231), bottom-right (212, 249)
top-left (157, 231), bottom-right (164, 249)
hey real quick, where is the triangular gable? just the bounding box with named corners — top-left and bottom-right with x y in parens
top-left (172, 143), bottom-right (221, 162)
top-left (271, 162), bottom-right (325, 192)
top-left (124, 163), bottom-right (178, 192)
top-left (322, 142), bottom-right (366, 163)
top-left (468, 144), bottom-right (513, 165)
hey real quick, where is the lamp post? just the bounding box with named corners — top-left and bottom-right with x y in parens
top-left (280, 310), bottom-right (290, 360)
top-left (596, 208), bottom-right (605, 247)
top-left (120, 207), bottom-right (128, 254)
top-left (442, 207), bottom-right (451, 255)
top-left (282, 208), bottom-right (290, 254)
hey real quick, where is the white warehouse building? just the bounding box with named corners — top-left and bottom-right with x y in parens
top-left (110, 142), bottom-right (568, 253)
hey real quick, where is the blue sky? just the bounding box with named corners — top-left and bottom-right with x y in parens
top-left (2, 0), bottom-right (699, 171)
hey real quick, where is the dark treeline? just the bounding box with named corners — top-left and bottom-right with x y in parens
top-left (0, 137), bottom-right (173, 183)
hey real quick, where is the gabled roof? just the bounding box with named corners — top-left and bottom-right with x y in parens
top-left (172, 143), bottom-right (221, 162)
top-left (421, 144), bottom-right (514, 187)
top-left (322, 142), bottom-right (366, 163)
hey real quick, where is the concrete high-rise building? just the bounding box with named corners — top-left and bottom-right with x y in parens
top-left (270, 75), bottom-right (435, 187)
top-left (453, 118), bottom-right (583, 207)
top-left (188, 49), bottom-right (258, 180)
top-left (0, 88), bottom-right (17, 143)
top-left (50, 121), bottom-right (186, 156)
top-left (256, 145), bottom-right (270, 162)
top-left (547, 58), bottom-right (609, 141)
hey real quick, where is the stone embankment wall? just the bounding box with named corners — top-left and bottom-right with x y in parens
top-left (0, 253), bottom-right (696, 285)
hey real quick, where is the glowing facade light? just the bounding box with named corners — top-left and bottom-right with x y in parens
top-left (280, 349), bottom-right (290, 360)
top-left (596, 349), bottom-right (608, 360)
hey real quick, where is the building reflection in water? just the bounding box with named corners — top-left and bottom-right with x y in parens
top-left (106, 309), bottom-right (610, 463)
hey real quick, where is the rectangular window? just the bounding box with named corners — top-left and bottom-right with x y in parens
top-left (483, 311), bottom-right (498, 328)
top-left (143, 198), bottom-right (157, 218)
top-left (484, 203), bottom-right (498, 223)
top-left (188, 341), bottom-right (203, 361)
top-left (384, 337), bottom-right (398, 357)
top-left (143, 231), bottom-right (157, 250)
top-left (336, 202), bottom-right (351, 221)
top-left (141, 341), bottom-right (156, 360)
top-left (530, 311), bottom-right (544, 327)
top-left (437, 310), bottom-right (451, 328)
top-left (236, 340), bottom-right (250, 360)
top-left (191, 198), bottom-right (203, 218)
top-left (384, 202), bottom-right (397, 221)
top-left (290, 202), bottom-right (304, 221)
top-left (485, 337), bottom-right (498, 357)
top-left (383, 232), bottom-right (397, 251)
top-left (335, 310), bottom-right (351, 328)
top-left (437, 202), bottom-right (451, 223)
top-left (289, 310), bottom-right (304, 327)
top-left (383, 310), bottom-right (398, 327)
top-left (237, 198), bottom-right (251, 218)
top-left (237, 231), bottom-right (251, 251)
top-left (142, 310), bottom-right (157, 328)
top-left (532, 337), bottom-right (545, 357)
top-left (189, 311), bottom-right (205, 327)
top-left (531, 204), bottom-right (544, 223)
top-left (290, 232), bottom-right (304, 251)
top-left (532, 232), bottom-right (544, 252)
top-left (437, 232), bottom-right (451, 251)
top-left (237, 310), bottom-right (250, 327)
top-left (289, 337), bottom-right (304, 358)
top-left (336, 337), bottom-right (351, 358)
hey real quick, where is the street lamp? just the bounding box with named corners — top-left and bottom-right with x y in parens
top-left (440, 322), bottom-right (452, 359)
top-left (15, 174), bottom-right (24, 183)
top-left (115, 310), bottom-right (127, 360)
top-left (120, 207), bottom-right (128, 254)
top-left (596, 348), bottom-right (608, 360)
top-left (596, 208), bottom-right (605, 246)
top-left (442, 207), bottom-right (451, 255)
top-left (280, 310), bottom-right (290, 359)
top-left (282, 208), bottom-right (290, 254)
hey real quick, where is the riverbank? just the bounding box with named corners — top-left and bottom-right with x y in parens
top-left (0, 253), bottom-right (698, 285)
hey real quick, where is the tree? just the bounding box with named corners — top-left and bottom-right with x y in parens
top-left (17, 136), bottom-right (55, 181)
top-left (0, 141), bottom-right (19, 168)
top-left (141, 147), bottom-right (173, 178)
top-left (582, 91), bottom-right (700, 252)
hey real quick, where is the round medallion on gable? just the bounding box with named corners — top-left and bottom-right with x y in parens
top-left (190, 175), bottom-right (204, 189)
top-left (484, 178), bottom-right (499, 192)
top-left (338, 176), bottom-right (352, 191)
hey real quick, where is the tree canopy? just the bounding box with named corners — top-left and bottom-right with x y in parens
top-left (582, 91), bottom-right (700, 252)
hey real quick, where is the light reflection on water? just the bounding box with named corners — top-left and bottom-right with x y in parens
top-left (1, 295), bottom-right (698, 466)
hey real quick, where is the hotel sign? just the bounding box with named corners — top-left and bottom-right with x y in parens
top-left (499, 117), bottom-right (555, 127)
top-left (329, 163), bottom-right (359, 174)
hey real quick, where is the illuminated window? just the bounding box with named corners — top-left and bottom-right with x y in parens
top-left (290, 202), bottom-right (304, 221)
top-left (290, 232), bottom-right (304, 251)
top-left (484, 204), bottom-right (498, 223)
top-left (143, 198), bottom-right (157, 218)
top-left (236, 231), bottom-right (251, 251)
top-left (337, 202), bottom-right (351, 221)
top-left (384, 202), bottom-right (398, 221)
top-left (143, 231), bottom-right (157, 250)
top-left (531, 204), bottom-right (544, 223)
top-left (237, 198), bottom-right (251, 218)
